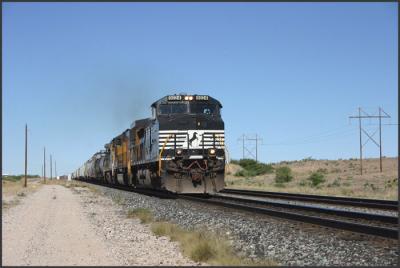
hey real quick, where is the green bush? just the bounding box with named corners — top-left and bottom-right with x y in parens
top-left (234, 170), bottom-right (246, 177)
top-left (275, 166), bottom-right (293, 183)
top-left (308, 172), bottom-right (325, 187)
top-left (385, 178), bottom-right (398, 189)
top-left (229, 159), bottom-right (240, 165)
top-left (233, 159), bottom-right (274, 177)
top-left (2, 174), bottom-right (40, 182)
top-left (316, 168), bottom-right (328, 174)
top-left (363, 182), bottom-right (377, 191)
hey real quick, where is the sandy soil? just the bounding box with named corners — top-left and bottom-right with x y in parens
top-left (2, 182), bottom-right (199, 266)
top-left (2, 178), bottom-right (42, 206)
top-left (2, 184), bottom-right (121, 266)
top-left (226, 157), bottom-right (398, 199)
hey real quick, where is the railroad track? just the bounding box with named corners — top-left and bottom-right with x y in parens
top-left (76, 179), bottom-right (398, 240)
top-left (180, 194), bottom-right (398, 240)
top-left (78, 179), bottom-right (177, 199)
top-left (213, 193), bottom-right (397, 223)
top-left (221, 188), bottom-right (398, 210)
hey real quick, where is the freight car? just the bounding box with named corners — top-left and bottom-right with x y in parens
top-left (72, 94), bottom-right (225, 194)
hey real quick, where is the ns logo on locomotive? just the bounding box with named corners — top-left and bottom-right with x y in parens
top-left (71, 94), bottom-right (225, 194)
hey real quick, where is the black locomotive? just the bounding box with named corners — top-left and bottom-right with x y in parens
top-left (72, 94), bottom-right (225, 194)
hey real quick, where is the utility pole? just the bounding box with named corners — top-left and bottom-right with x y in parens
top-left (44, 147), bottom-right (46, 183)
top-left (358, 107), bottom-right (363, 175)
top-left (24, 124), bottom-right (27, 187)
top-left (256, 134), bottom-right (258, 162)
top-left (349, 107), bottom-right (390, 175)
top-left (50, 154), bottom-right (52, 180)
top-left (237, 134), bottom-right (263, 161)
top-left (245, 134), bottom-right (263, 162)
top-left (242, 135), bottom-right (245, 159)
top-left (238, 134), bottom-right (245, 159)
top-left (379, 107), bottom-right (383, 172)
top-left (55, 160), bottom-right (57, 179)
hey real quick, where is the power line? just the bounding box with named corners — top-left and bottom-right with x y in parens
top-left (263, 127), bottom-right (357, 146)
top-left (262, 130), bottom-right (357, 146)
top-left (237, 134), bottom-right (263, 162)
top-left (349, 107), bottom-right (391, 175)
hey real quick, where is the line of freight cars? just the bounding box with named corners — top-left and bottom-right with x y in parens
top-left (72, 94), bottom-right (226, 194)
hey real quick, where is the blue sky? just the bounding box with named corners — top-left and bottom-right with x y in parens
top-left (3, 2), bottom-right (398, 176)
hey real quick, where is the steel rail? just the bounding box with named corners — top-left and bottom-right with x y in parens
top-left (222, 188), bottom-right (398, 210)
top-left (214, 194), bottom-right (398, 224)
top-left (180, 195), bottom-right (398, 239)
top-left (77, 179), bottom-right (177, 199)
top-left (76, 179), bottom-right (398, 239)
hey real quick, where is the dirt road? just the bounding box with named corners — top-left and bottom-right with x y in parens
top-left (2, 184), bottom-right (121, 266)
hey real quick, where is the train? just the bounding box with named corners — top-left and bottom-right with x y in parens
top-left (71, 94), bottom-right (226, 194)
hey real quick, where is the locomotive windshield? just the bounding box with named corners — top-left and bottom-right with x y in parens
top-left (159, 103), bottom-right (188, 114)
top-left (190, 103), bottom-right (219, 115)
top-left (157, 100), bottom-right (220, 116)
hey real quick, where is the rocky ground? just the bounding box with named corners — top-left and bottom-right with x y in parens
top-left (2, 183), bottom-right (198, 266)
top-left (90, 183), bottom-right (399, 266)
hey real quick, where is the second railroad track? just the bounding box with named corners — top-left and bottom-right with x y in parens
top-left (76, 179), bottom-right (399, 240)
top-left (221, 188), bottom-right (398, 210)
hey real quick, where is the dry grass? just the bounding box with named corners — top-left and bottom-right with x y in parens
top-left (226, 157), bottom-right (398, 200)
top-left (55, 179), bottom-right (100, 194)
top-left (112, 194), bottom-right (125, 205)
top-left (125, 207), bottom-right (276, 265)
top-left (127, 208), bottom-right (154, 223)
top-left (151, 222), bottom-right (277, 265)
top-left (2, 178), bottom-right (92, 209)
top-left (2, 177), bottom-right (43, 209)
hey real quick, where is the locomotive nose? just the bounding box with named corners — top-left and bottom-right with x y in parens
top-left (195, 117), bottom-right (208, 128)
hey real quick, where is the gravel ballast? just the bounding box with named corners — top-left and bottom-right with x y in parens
top-left (87, 183), bottom-right (398, 266)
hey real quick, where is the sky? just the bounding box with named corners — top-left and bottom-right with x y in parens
top-left (3, 2), bottom-right (398, 176)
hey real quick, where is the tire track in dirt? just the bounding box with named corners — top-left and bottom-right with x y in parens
top-left (2, 185), bottom-right (121, 266)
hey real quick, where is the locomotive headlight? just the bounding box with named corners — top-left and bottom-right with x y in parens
top-left (189, 96), bottom-right (193, 101)
top-left (209, 148), bottom-right (216, 155)
top-left (184, 96), bottom-right (189, 100)
top-left (176, 149), bottom-right (183, 155)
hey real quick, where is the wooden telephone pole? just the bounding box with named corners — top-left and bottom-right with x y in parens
top-left (43, 147), bottom-right (46, 183)
top-left (50, 154), bottom-right (52, 180)
top-left (24, 124), bottom-right (28, 187)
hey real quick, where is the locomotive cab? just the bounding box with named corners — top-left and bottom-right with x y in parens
top-left (151, 94), bottom-right (225, 193)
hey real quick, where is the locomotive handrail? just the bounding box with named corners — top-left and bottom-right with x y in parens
top-left (158, 134), bottom-right (174, 176)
